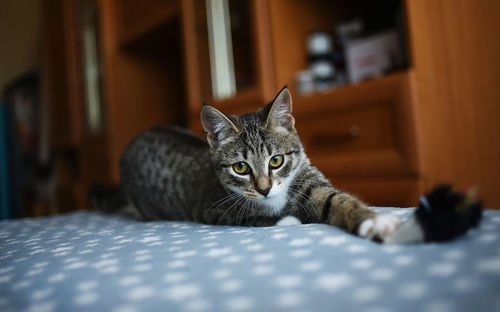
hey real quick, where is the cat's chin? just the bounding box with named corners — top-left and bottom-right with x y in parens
top-left (254, 193), bottom-right (287, 215)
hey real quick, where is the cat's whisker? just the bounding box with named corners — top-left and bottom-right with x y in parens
top-left (216, 195), bottom-right (245, 225)
top-left (205, 192), bottom-right (241, 222)
top-left (287, 188), bottom-right (319, 222)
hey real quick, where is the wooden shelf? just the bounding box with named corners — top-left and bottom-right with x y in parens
top-left (293, 71), bottom-right (409, 117)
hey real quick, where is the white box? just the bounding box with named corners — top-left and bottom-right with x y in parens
top-left (345, 31), bottom-right (403, 83)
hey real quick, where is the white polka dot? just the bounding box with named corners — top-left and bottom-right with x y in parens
top-left (138, 236), bottom-right (161, 244)
top-left (101, 266), bottom-right (119, 274)
top-left (271, 233), bottom-right (287, 240)
top-left (48, 273), bottom-right (65, 283)
top-left (33, 288), bottom-right (53, 300)
top-left (393, 255), bottom-right (416, 266)
top-left (168, 260), bottom-right (187, 269)
top-left (0, 266), bottom-right (13, 274)
top-left (352, 285), bottom-right (382, 302)
top-left (424, 300), bottom-right (453, 312)
top-left (175, 250), bottom-right (197, 258)
top-left (370, 268), bottom-right (395, 281)
top-left (112, 305), bottom-right (137, 312)
top-left (226, 296), bottom-right (254, 311)
top-left (351, 258), bottom-right (373, 270)
top-left (246, 244), bottom-right (264, 251)
top-left (27, 301), bottom-right (56, 312)
top-left (135, 254), bottom-right (152, 262)
top-left (239, 238), bottom-right (254, 244)
top-left (428, 262), bottom-right (457, 277)
top-left (221, 255), bottom-right (242, 263)
top-left (316, 273), bottom-right (354, 292)
top-left (184, 298), bottom-right (211, 311)
top-left (75, 292), bottom-right (99, 305)
top-left (220, 279), bottom-right (243, 293)
top-left (119, 276), bottom-right (142, 286)
top-left (132, 263), bottom-right (152, 272)
top-left (64, 261), bottom-right (87, 270)
top-left (275, 275), bottom-right (302, 289)
top-left (165, 284), bottom-right (201, 301)
top-left (253, 253), bottom-right (274, 262)
top-left (478, 233), bottom-right (498, 243)
top-left (13, 280), bottom-right (33, 290)
top-left (212, 269), bottom-right (231, 280)
top-left (307, 230), bottom-right (324, 236)
top-left (320, 236), bottom-right (347, 247)
top-left (364, 306), bottom-right (391, 312)
top-left (253, 265), bottom-right (274, 275)
top-left (442, 249), bottom-right (464, 261)
top-left (172, 239), bottom-right (189, 245)
top-left (382, 245), bottom-right (402, 254)
top-left (289, 249), bottom-right (311, 258)
top-left (289, 238), bottom-right (312, 247)
top-left (276, 291), bottom-right (304, 308)
top-left (164, 272), bottom-right (187, 283)
top-left (300, 261), bottom-right (322, 272)
top-left (204, 248), bottom-right (231, 258)
top-left (476, 257), bottom-right (500, 273)
top-left (127, 286), bottom-right (156, 301)
top-left (34, 261), bottom-right (49, 268)
top-left (454, 276), bottom-right (479, 292)
top-left (346, 244), bottom-right (368, 253)
top-left (491, 216), bottom-right (500, 223)
top-left (399, 281), bottom-right (427, 299)
top-left (78, 280), bottom-right (98, 291)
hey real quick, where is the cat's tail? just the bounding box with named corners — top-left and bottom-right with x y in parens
top-left (89, 184), bottom-right (128, 213)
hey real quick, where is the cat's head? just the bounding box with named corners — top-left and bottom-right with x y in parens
top-left (200, 87), bottom-right (306, 214)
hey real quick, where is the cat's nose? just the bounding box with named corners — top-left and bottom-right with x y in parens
top-left (256, 186), bottom-right (271, 197)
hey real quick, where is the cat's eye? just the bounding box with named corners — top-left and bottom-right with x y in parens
top-left (233, 162), bottom-right (250, 175)
top-left (269, 155), bottom-right (284, 169)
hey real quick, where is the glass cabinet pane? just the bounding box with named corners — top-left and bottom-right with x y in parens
top-left (194, 0), bottom-right (256, 102)
top-left (78, 0), bottom-right (104, 134)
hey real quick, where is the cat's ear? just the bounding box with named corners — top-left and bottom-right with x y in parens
top-left (201, 104), bottom-right (241, 147)
top-left (264, 87), bottom-right (295, 130)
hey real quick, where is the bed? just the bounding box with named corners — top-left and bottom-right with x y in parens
top-left (1, 207), bottom-right (499, 312)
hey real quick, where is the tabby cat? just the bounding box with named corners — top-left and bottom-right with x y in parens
top-left (91, 87), bottom-right (400, 240)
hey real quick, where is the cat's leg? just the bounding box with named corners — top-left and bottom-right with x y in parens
top-left (311, 187), bottom-right (400, 239)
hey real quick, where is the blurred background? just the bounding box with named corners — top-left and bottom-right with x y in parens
top-left (0, 0), bottom-right (498, 219)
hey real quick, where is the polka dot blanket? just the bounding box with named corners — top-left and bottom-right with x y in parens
top-left (1, 207), bottom-right (500, 312)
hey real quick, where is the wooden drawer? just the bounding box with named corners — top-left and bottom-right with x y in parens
top-left (292, 72), bottom-right (419, 177)
top-left (296, 104), bottom-right (396, 155)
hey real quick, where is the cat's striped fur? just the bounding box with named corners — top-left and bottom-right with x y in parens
top-left (91, 88), bottom-right (399, 239)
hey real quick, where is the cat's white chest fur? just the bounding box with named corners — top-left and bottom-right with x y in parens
top-left (262, 188), bottom-right (288, 214)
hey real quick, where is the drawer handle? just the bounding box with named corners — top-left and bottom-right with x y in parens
top-left (311, 125), bottom-right (360, 145)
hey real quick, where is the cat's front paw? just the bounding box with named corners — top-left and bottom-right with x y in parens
top-left (276, 216), bottom-right (302, 226)
top-left (358, 215), bottom-right (401, 240)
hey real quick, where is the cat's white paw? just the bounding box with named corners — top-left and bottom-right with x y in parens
top-left (358, 215), bottom-right (401, 240)
top-left (276, 216), bottom-right (302, 226)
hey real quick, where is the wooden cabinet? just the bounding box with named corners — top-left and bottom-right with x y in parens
top-left (43, 0), bottom-right (500, 210)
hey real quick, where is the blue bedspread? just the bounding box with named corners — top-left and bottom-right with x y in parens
top-left (1, 207), bottom-right (500, 312)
